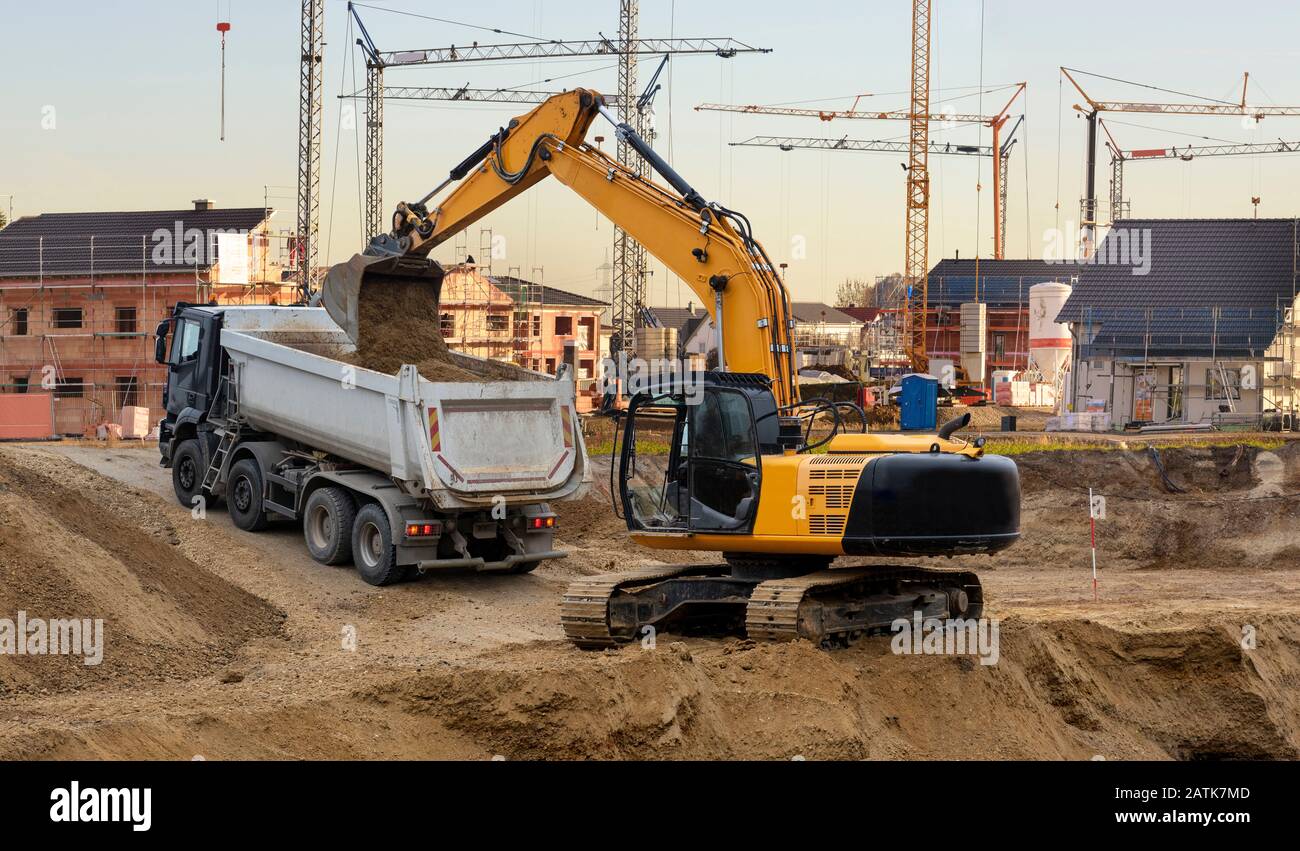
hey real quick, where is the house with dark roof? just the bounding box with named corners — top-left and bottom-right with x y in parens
top-left (0, 200), bottom-right (293, 434)
top-left (1058, 218), bottom-right (1299, 425)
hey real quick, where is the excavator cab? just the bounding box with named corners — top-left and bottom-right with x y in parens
top-left (617, 374), bottom-right (787, 535)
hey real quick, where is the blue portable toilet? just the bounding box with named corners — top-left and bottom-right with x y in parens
top-left (898, 373), bottom-right (938, 431)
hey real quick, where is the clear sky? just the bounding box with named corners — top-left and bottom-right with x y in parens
top-left (3, 0), bottom-right (1300, 307)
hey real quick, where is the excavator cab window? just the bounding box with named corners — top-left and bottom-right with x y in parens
top-left (686, 389), bottom-right (760, 532)
top-left (620, 386), bottom-right (760, 535)
top-left (620, 392), bottom-right (689, 531)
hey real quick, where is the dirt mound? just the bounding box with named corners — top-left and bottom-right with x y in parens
top-left (0, 448), bottom-right (284, 696)
top-left (354, 612), bottom-right (1300, 760)
top-left (987, 443), bottom-right (1300, 572)
top-left (0, 439), bottom-right (1296, 760)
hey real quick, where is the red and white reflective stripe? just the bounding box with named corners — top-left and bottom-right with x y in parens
top-left (1029, 337), bottom-right (1072, 348)
top-left (560, 406), bottom-right (574, 450)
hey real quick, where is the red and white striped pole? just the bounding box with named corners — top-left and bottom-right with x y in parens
top-left (1088, 487), bottom-right (1098, 601)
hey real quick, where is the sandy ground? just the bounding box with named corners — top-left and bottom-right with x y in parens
top-left (0, 438), bottom-right (1296, 760)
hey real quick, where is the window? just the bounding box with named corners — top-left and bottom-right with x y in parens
top-left (993, 333), bottom-right (1006, 360)
top-left (172, 319), bottom-right (201, 364)
top-left (11, 376), bottom-right (28, 394)
top-left (115, 376), bottom-right (139, 408)
top-left (115, 307), bottom-right (138, 334)
top-left (1206, 367), bottom-right (1242, 401)
top-left (532, 315), bottom-right (541, 337)
top-left (55, 376), bottom-right (84, 399)
top-left (10, 308), bottom-right (28, 336)
top-left (487, 313), bottom-right (509, 332)
top-left (53, 308), bottom-right (83, 329)
top-left (692, 390), bottom-right (757, 464)
top-left (554, 315), bottom-right (574, 336)
top-left (545, 358), bottom-right (556, 375)
top-left (579, 359), bottom-right (594, 379)
top-left (440, 313), bottom-right (455, 337)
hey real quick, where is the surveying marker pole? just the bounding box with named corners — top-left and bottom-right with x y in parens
top-left (1088, 487), bottom-right (1098, 601)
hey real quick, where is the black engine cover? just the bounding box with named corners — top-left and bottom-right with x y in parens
top-left (842, 452), bottom-right (1021, 556)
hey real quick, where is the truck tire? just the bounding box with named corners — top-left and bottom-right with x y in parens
top-left (351, 503), bottom-right (404, 586)
top-left (303, 487), bottom-right (356, 566)
top-left (172, 439), bottom-right (206, 510)
top-left (227, 459), bottom-right (270, 532)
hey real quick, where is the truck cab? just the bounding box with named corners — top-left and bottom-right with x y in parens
top-left (155, 303), bottom-right (224, 466)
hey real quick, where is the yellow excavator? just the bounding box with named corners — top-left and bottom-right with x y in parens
top-left (321, 88), bottom-right (1020, 649)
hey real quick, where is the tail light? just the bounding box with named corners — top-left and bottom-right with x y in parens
top-left (527, 516), bottom-right (557, 531)
top-left (404, 522), bottom-right (442, 539)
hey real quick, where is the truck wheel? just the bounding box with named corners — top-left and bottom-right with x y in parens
top-left (227, 459), bottom-right (270, 532)
top-left (172, 439), bottom-right (206, 510)
top-left (351, 503), bottom-right (404, 586)
top-left (303, 487), bottom-right (356, 566)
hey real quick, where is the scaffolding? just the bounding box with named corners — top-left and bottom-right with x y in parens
top-left (0, 232), bottom-right (298, 434)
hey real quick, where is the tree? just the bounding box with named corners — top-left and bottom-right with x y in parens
top-left (0, 210), bottom-right (7, 230)
top-left (834, 277), bottom-right (870, 307)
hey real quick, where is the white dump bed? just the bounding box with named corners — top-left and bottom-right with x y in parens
top-left (217, 307), bottom-right (587, 508)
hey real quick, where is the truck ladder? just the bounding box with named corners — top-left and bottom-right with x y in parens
top-left (200, 427), bottom-right (238, 493)
top-left (200, 362), bottom-right (243, 493)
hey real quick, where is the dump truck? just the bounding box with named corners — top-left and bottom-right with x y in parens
top-left (154, 300), bottom-right (589, 585)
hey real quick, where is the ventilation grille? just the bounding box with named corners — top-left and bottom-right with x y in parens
top-left (809, 454), bottom-right (867, 466)
top-left (809, 468), bottom-right (858, 481)
top-left (808, 514), bottom-right (847, 536)
top-left (808, 484), bottom-right (855, 509)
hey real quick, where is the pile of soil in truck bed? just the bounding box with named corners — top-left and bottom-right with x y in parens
top-left (348, 276), bottom-right (536, 382)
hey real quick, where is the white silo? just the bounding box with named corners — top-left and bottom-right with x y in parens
top-left (1028, 281), bottom-right (1073, 382)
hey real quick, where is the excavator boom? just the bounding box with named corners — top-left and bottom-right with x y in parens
top-left (321, 88), bottom-right (800, 408)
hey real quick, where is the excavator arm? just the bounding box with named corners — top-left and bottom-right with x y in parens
top-left (322, 88), bottom-right (800, 409)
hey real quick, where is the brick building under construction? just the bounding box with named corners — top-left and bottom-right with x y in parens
top-left (0, 201), bottom-right (296, 436)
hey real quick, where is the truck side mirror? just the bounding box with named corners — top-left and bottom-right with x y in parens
top-left (154, 319), bottom-right (171, 365)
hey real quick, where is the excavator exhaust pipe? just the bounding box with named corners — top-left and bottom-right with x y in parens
top-left (320, 252), bottom-right (445, 343)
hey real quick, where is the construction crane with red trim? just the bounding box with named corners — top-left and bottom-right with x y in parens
top-left (1101, 118), bottom-right (1300, 223)
top-left (1061, 67), bottom-right (1300, 256)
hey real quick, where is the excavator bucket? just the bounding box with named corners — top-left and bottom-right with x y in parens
top-left (320, 252), bottom-right (445, 343)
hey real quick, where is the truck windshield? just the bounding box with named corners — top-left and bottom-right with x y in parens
top-left (172, 319), bottom-right (201, 364)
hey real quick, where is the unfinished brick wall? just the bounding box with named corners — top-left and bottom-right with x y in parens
top-left (1, 275), bottom-right (296, 436)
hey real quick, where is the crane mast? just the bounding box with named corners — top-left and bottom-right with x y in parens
top-left (903, 0), bottom-right (932, 372)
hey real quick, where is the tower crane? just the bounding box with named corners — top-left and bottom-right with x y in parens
top-left (1101, 118), bottom-right (1300, 223)
top-left (1061, 67), bottom-right (1300, 255)
top-left (700, 51), bottom-right (1026, 370)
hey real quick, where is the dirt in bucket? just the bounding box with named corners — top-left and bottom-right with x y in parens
top-left (346, 275), bottom-right (526, 382)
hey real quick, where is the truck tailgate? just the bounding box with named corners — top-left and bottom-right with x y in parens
top-left (425, 381), bottom-right (578, 495)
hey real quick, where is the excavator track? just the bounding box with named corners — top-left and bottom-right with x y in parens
top-left (746, 565), bottom-right (983, 646)
top-left (561, 563), bottom-right (729, 649)
top-left (564, 563), bottom-right (983, 649)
